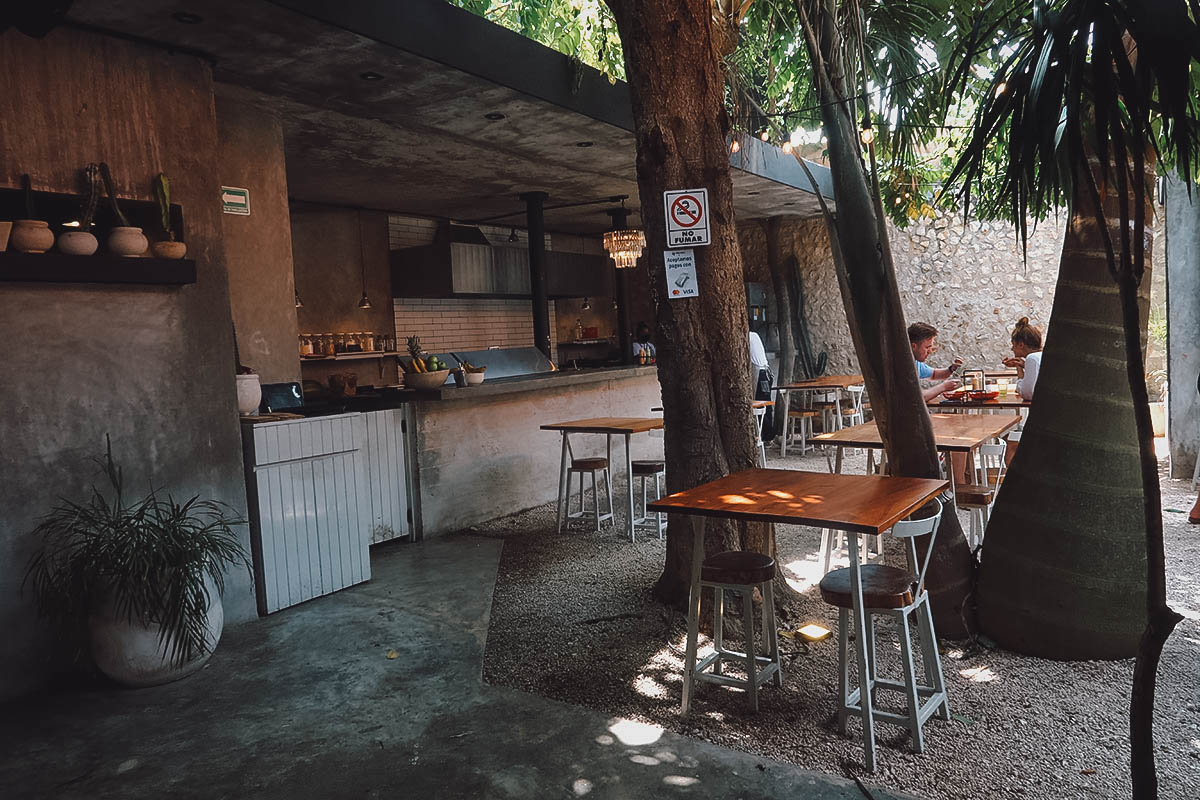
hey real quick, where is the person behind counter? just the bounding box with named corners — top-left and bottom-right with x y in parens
top-left (633, 321), bottom-right (656, 364)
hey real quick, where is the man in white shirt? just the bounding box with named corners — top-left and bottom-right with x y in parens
top-left (749, 330), bottom-right (773, 438)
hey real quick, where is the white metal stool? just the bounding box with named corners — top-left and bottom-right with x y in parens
top-left (818, 499), bottom-right (950, 767)
top-left (630, 460), bottom-right (665, 540)
top-left (558, 455), bottom-right (614, 533)
top-left (684, 551), bottom-right (782, 713)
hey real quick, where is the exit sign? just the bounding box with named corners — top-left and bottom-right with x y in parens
top-left (221, 186), bottom-right (250, 216)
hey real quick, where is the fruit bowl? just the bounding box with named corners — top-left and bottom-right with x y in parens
top-left (464, 370), bottom-right (486, 385)
top-left (405, 369), bottom-right (451, 390)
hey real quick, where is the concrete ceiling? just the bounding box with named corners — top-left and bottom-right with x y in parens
top-left (66, 0), bottom-right (833, 234)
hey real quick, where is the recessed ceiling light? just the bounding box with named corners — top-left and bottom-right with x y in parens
top-left (171, 11), bottom-right (204, 24)
top-left (485, 112), bottom-right (506, 121)
top-left (359, 71), bottom-right (384, 81)
top-left (576, 141), bottom-right (594, 148)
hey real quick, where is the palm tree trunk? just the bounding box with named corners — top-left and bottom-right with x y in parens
top-left (975, 157), bottom-right (1156, 659)
top-left (797, 0), bottom-right (973, 635)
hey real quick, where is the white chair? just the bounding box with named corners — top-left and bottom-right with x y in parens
top-left (838, 384), bottom-right (866, 428)
top-left (819, 499), bottom-right (950, 765)
top-left (753, 405), bottom-right (769, 466)
top-left (956, 442), bottom-right (1007, 550)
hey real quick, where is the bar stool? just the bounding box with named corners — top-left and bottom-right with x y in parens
top-left (818, 499), bottom-right (950, 766)
top-left (783, 407), bottom-right (818, 456)
top-left (556, 435), bottom-right (615, 533)
top-left (630, 459), bottom-right (665, 540)
top-left (684, 551), bottom-right (782, 713)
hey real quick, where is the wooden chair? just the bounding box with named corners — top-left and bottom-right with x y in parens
top-left (685, 550), bottom-right (782, 713)
top-left (819, 499), bottom-right (950, 765)
top-left (838, 384), bottom-right (867, 428)
top-left (630, 460), bottom-right (665, 540)
top-left (782, 407), bottom-right (818, 456)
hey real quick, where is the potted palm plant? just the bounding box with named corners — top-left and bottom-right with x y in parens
top-left (57, 164), bottom-right (102, 256)
top-left (98, 162), bottom-right (148, 257)
top-left (25, 438), bottom-right (249, 687)
top-left (150, 173), bottom-right (187, 259)
top-left (10, 174), bottom-right (54, 253)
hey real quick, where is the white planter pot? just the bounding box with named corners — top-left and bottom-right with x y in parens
top-left (236, 373), bottom-right (262, 415)
top-left (89, 584), bottom-right (225, 688)
top-left (57, 230), bottom-right (99, 256)
top-left (107, 226), bottom-right (148, 257)
top-left (11, 219), bottom-right (54, 253)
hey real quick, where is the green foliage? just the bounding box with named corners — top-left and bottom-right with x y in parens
top-left (97, 162), bottom-right (130, 228)
top-left (24, 437), bottom-right (250, 668)
top-left (79, 164), bottom-right (102, 230)
top-left (447, 0), bottom-right (625, 83)
top-left (153, 173), bottom-right (173, 239)
top-left (20, 173), bottom-right (35, 219)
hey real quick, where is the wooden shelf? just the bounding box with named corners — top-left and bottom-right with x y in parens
top-left (301, 352), bottom-right (400, 362)
top-left (0, 251), bottom-right (196, 285)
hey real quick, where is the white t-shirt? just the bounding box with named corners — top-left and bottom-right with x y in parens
top-left (1017, 350), bottom-right (1042, 400)
top-left (748, 331), bottom-right (769, 370)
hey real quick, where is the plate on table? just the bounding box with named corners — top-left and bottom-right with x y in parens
top-left (969, 391), bottom-right (999, 401)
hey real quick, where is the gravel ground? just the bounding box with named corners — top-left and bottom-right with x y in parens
top-left (472, 443), bottom-right (1200, 799)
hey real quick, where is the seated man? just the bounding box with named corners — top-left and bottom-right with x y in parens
top-left (909, 322), bottom-right (962, 401)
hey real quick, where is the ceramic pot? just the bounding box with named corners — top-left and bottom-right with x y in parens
top-left (89, 579), bottom-right (224, 688)
top-left (11, 220), bottom-right (54, 253)
top-left (108, 226), bottom-right (148, 257)
top-left (151, 240), bottom-right (187, 259)
top-left (57, 230), bottom-right (99, 256)
top-left (0, 221), bottom-right (11, 252)
top-left (236, 373), bottom-right (262, 415)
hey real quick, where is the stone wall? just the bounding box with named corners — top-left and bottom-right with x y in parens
top-left (739, 209), bottom-right (1166, 379)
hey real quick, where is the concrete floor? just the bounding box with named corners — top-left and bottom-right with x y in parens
top-left (0, 536), bottom-right (916, 799)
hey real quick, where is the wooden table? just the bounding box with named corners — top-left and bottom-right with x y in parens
top-left (773, 375), bottom-right (864, 456)
top-left (814, 413), bottom-right (1021, 475)
top-left (541, 417), bottom-right (665, 541)
top-left (926, 395), bottom-right (1031, 411)
top-left (648, 468), bottom-right (949, 770)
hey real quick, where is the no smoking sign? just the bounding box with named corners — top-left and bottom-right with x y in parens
top-left (663, 188), bottom-right (710, 248)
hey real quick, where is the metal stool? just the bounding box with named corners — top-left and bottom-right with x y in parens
top-left (630, 460), bottom-right (665, 540)
top-left (818, 499), bottom-right (949, 769)
top-left (683, 551), bottom-right (782, 713)
top-left (558, 456), bottom-right (614, 533)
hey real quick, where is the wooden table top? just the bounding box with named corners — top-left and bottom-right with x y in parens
top-left (927, 395), bottom-right (1031, 409)
top-left (751, 400), bottom-right (775, 408)
top-left (541, 417), bottom-right (665, 434)
top-left (647, 469), bottom-right (949, 535)
top-left (775, 375), bottom-right (864, 391)
top-left (814, 413), bottom-right (1020, 452)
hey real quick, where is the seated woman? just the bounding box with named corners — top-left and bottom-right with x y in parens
top-left (1000, 317), bottom-right (1043, 464)
top-left (1002, 316), bottom-right (1043, 400)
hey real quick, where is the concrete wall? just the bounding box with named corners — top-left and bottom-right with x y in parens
top-left (1167, 177), bottom-right (1200, 477)
top-left (293, 207), bottom-right (398, 387)
top-left (0, 29), bottom-right (255, 699)
top-left (216, 92), bottom-right (301, 385)
top-left (413, 372), bottom-right (663, 535)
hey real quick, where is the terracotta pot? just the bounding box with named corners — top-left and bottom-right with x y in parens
top-left (89, 579), bottom-right (224, 688)
top-left (236, 373), bottom-right (262, 415)
top-left (57, 230), bottom-right (99, 256)
top-left (107, 226), bottom-right (148, 257)
top-left (0, 221), bottom-right (11, 252)
top-left (151, 240), bottom-right (187, 259)
top-left (11, 220), bottom-right (54, 253)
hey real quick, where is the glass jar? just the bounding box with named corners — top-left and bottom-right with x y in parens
top-left (323, 333), bottom-right (336, 356)
top-left (362, 331), bottom-right (375, 352)
top-left (300, 333), bottom-right (313, 356)
top-left (334, 333), bottom-right (346, 353)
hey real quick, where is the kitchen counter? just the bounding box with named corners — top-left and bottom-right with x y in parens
top-left (404, 365), bottom-right (657, 402)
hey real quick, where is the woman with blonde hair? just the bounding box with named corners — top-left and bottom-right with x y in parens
top-left (1002, 317), bottom-right (1043, 400)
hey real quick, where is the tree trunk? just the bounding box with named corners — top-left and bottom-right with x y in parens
top-left (975, 157), bottom-right (1156, 659)
top-left (606, 0), bottom-right (768, 604)
top-left (797, 0), bottom-right (973, 636)
top-left (767, 217), bottom-right (797, 429)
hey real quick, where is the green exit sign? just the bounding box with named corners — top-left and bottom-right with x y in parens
top-left (221, 186), bottom-right (250, 216)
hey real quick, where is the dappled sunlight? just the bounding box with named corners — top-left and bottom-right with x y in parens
top-left (663, 775), bottom-right (701, 787)
top-left (572, 778), bottom-right (593, 795)
top-left (960, 665), bottom-right (999, 683)
top-left (718, 493), bottom-right (755, 505)
top-left (782, 556), bottom-right (833, 593)
top-left (608, 718), bottom-right (665, 746)
top-left (630, 754), bottom-right (660, 766)
top-left (634, 673), bottom-right (669, 699)
top-left (767, 489), bottom-right (794, 499)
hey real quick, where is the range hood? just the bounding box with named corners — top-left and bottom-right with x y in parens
top-left (391, 222), bottom-right (612, 299)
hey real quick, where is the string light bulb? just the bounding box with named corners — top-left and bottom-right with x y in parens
top-left (782, 141), bottom-right (794, 154)
top-left (859, 114), bottom-right (875, 146)
top-left (730, 138), bottom-right (741, 154)
top-left (760, 130), bottom-right (770, 141)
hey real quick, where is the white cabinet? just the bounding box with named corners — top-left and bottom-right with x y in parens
top-left (358, 409), bottom-right (413, 544)
top-left (243, 414), bottom-right (371, 614)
